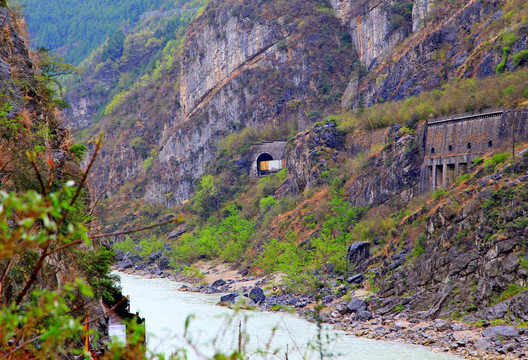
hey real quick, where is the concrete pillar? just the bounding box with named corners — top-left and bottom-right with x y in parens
top-left (442, 161), bottom-right (448, 189)
top-left (432, 162), bottom-right (437, 190)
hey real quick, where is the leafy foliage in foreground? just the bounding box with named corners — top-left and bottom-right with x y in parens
top-left (0, 180), bottom-right (118, 357)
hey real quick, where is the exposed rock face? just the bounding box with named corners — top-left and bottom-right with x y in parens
top-left (347, 242), bottom-right (370, 264)
top-left (80, 0), bottom-right (356, 207)
top-left (0, 8), bottom-right (39, 110)
top-left (345, 124), bottom-right (424, 207)
top-left (411, 0), bottom-right (429, 31)
top-left (349, 1), bottom-right (410, 69)
top-left (360, 155), bottom-right (528, 322)
top-left (331, 0), bottom-right (412, 69)
top-left (179, 13), bottom-right (284, 118)
top-left (346, 0), bottom-right (527, 107)
top-left (286, 119), bottom-right (345, 192)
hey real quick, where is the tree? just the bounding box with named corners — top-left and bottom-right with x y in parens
top-left (101, 30), bottom-right (126, 62)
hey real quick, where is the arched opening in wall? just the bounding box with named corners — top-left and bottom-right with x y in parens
top-left (488, 140), bottom-right (493, 147)
top-left (257, 153), bottom-right (274, 176)
top-left (448, 145), bottom-right (453, 151)
top-left (431, 147), bottom-right (435, 154)
top-left (467, 142), bottom-right (472, 150)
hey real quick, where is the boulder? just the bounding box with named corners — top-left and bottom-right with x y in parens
top-left (158, 256), bottom-right (170, 270)
top-left (481, 326), bottom-right (519, 339)
top-left (249, 286), bottom-right (266, 303)
top-left (115, 249), bottom-right (125, 262)
top-left (347, 242), bottom-right (370, 264)
top-left (149, 250), bottom-right (164, 263)
top-left (336, 303), bottom-right (349, 315)
top-left (237, 268), bottom-right (249, 276)
top-left (168, 225), bottom-right (187, 239)
top-left (347, 298), bottom-right (367, 312)
top-left (355, 310), bottom-right (373, 322)
top-left (134, 263), bottom-right (146, 271)
top-left (432, 319), bottom-right (451, 332)
top-left (119, 258), bottom-right (134, 270)
top-left (212, 279), bottom-right (226, 288)
top-left (347, 274), bottom-right (365, 284)
top-left (220, 293), bottom-right (238, 303)
top-left (237, 296), bottom-right (256, 309)
top-left (322, 295), bottom-right (333, 305)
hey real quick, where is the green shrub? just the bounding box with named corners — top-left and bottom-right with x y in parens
top-left (514, 50), bottom-right (528, 67)
top-left (69, 143), bottom-right (88, 160)
top-left (432, 188), bottom-right (448, 199)
top-left (260, 195), bottom-right (276, 214)
top-left (409, 234), bottom-right (426, 259)
top-left (113, 236), bottom-right (137, 255)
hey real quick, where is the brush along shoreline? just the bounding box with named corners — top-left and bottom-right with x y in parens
top-left (115, 262), bottom-right (527, 360)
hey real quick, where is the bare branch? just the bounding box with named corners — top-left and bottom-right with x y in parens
top-left (47, 239), bottom-right (84, 257)
top-left (58, 134), bottom-right (103, 228)
top-left (0, 254), bottom-right (17, 300)
top-left (26, 151), bottom-right (47, 195)
top-left (16, 241), bottom-right (50, 305)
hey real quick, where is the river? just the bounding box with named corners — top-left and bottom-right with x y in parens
top-left (117, 271), bottom-right (461, 360)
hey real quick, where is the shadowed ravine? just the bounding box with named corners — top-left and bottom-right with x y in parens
top-left (117, 272), bottom-right (461, 360)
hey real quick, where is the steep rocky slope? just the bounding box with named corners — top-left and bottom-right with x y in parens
top-left (71, 0), bottom-right (357, 209)
top-left (340, 0), bottom-right (528, 107)
top-left (65, 0), bottom-right (528, 216)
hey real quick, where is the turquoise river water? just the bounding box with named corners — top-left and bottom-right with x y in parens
top-left (117, 271), bottom-right (462, 360)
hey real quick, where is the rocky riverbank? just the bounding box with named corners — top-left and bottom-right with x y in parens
top-left (116, 262), bottom-right (527, 360)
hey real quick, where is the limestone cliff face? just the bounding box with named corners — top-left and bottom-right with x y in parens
top-left (411, 0), bottom-right (429, 31)
top-left (79, 0), bottom-right (356, 207)
top-left (331, 0), bottom-right (412, 69)
top-left (179, 12), bottom-right (284, 117)
top-left (286, 121), bottom-right (423, 208)
top-left (142, 1), bottom-right (355, 206)
top-left (350, 2), bottom-right (410, 69)
top-left (345, 0), bottom-right (527, 107)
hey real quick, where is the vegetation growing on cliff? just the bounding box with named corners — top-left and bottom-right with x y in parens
top-left (337, 68), bottom-right (528, 131)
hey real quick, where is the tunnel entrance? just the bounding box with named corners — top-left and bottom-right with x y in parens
top-left (257, 153), bottom-right (284, 176)
top-left (257, 153), bottom-right (274, 176)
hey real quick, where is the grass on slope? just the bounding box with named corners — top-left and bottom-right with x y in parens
top-left (337, 68), bottom-right (528, 132)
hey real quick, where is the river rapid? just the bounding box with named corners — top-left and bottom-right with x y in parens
top-left (117, 271), bottom-right (461, 360)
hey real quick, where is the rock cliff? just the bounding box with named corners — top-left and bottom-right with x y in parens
top-left (345, 0), bottom-right (528, 107)
top-left (76, 0), bottom-right (357, 207)
top-left (331, 0), bottom-right (412, 69)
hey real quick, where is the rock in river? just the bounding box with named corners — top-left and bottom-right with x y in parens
top-left (249, 286), bottom-right (266, 303)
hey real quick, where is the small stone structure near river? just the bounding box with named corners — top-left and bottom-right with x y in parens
top-left (420, 108), bottom-right (528, 190)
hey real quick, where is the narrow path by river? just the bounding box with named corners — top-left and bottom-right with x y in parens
top-left (117, 271), bottom-right (462, 360)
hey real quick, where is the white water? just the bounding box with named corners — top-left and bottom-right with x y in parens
top-left (117, 272), bottom-right (461, 360)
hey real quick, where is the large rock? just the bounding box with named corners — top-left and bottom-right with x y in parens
top-left (158, 256), bottom-right (170, 270)
top-left (347, 242), bottom-right (370, 264)
top-left (212, 279), bottom-right (226, 288)
top-left (481, 326), bottom-right (519, 339)
top-left (149, 250), bottom-right (164, 263)
top-left (220, 293), bottom-right (238, 303)
top-left (119, 258), bottom-right (134, 270)
top-left (168, 225), bottom-right (187, 239)
top-left (354, 310), bottom-right (373, 322)
top-left (249, 287), bottom-right (266, 303)
top-left (347, 274), bottom-right (365, 284)
top-left (347, 298), bottom-right (367, 312)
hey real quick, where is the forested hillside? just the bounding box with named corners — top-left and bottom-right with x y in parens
top-left (15, 0), bottom-right (193, 64)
